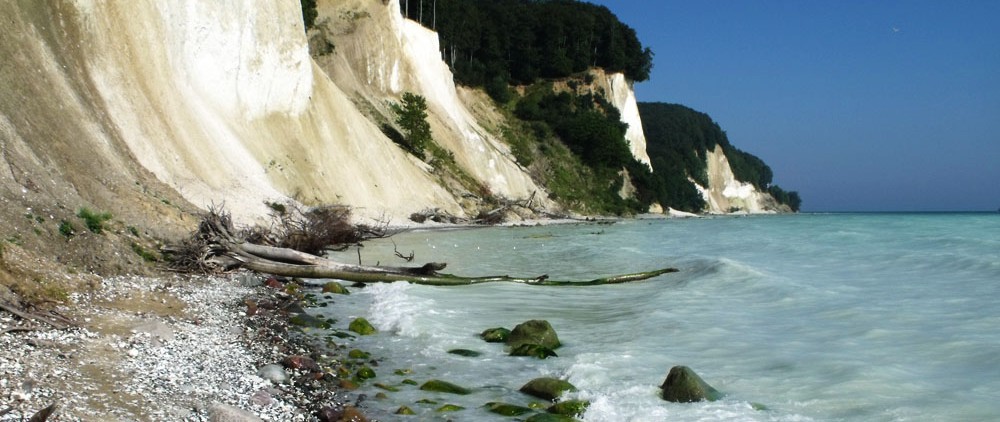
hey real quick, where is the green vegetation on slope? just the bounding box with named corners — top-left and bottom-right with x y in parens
top-left (511, 81), bottom-right (650, 215)
top-left (639, 102), bottom-right (801, 212)
top-left (402, 0), bottom-right (653, 91)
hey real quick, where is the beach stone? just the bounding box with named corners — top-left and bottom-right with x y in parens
top-left (257, 364), bottom-right (290, 384)
top-left (264, 277), bottom-right (284, 289)
top-left (349, 317), bottom-right (376, 335)
top-left (660, 366), bottom-right (723, 403)
top-left (420, 379), bottom-right (472, 395)
top-left (250, 389), bottom-right (274, 407)
top-left (547, 399), bottom-right (590, 416)
top-left (321, 281), bottom-right (349, 295)
top-left (282, 355), bottom-right (321, 371)
top-left (485, 402), bottom-right (534, 416)
top-left (506, 320), bottom-right (560, 349)
top-left (510, 343), bottom-right (557, 359)
top-left (480, 327), bottom-right (511, 343)
top-left (207, 402), bottom-right (264, 422)
top-left (520, 377), bottom-right (577, 401)
top-left (134, 319), bottom-right (174, 346)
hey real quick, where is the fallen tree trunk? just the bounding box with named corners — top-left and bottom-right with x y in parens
top-left (223, 239), bottom-right (676, 286)
top-left (168, 207), bottom-right (678, 286)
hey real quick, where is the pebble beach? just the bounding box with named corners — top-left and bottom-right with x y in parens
top-left (1, 273), bottom-right (352, 421)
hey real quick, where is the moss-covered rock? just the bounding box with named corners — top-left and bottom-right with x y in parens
top-left (349, 317), bottom-right (376, 335)
top-left (321, 281), bottom-right (350, 294)
top-left (395, 405), bottom-right (415, 415)
top-left (525, 413), bottom-right (578, 422)
top-left (420, 379), bottom-right (472, 395)
top-left (480, 327), bottom-right (511, 343)
top-left (436, 404), bottom-right (465, 412)
top-left (660, 366), bottom-right (724, 403)
top-left (355, 366), bottom-right (376, 381)
top-left (288, 313), bottom-right (330, 329)
top-left (506, 320), bottom-right (560, 349)
top-left (510, 343), bottom-right (558, 359)
top-left (348, 349), bottom-right (371, 359)
top-left (547, 400), bottom-right (589, 417)
top-left (375, 383), bottom-right (399, 392)
top-left (484, 402), bottom-right (534, 416)
top-left (447, 349), bottom-right (482, 357)
top-left (520, 377), bottom-right (578, 401)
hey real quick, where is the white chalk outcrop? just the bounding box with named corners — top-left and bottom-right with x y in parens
top-left (589, 70), bottom-right (652, 167)
top-left (695, 145), bottom-right (789, 214)
top-left (77, 0), bottom-right (469, 224)
top-left (315, 0), bottom-right (549, 207)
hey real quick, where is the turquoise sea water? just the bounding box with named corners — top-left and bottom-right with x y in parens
top-left (311, 213), bottom-right (1000, 421)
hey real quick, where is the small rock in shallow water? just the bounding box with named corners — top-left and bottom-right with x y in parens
top-left (281, 355), bottom-right (320, 371)
top-left (257, 364), bottom-right (289, 384)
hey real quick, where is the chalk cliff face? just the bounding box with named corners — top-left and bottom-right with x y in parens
top-left (2, 0), bottom-right (469, 227)
top-left (696, 145), bottom-right (790, 214)
top-left (312, 0), bottom-right (551, 208)
top-left (589, 70), bottom-right (652, 167)
top-left (0, 0), bottom-right (782, 237)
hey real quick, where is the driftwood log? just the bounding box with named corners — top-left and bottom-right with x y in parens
top-left (167, 208), bottom-right (677, 286)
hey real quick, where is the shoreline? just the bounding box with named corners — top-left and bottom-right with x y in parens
top-left (0, 273), bottom-right (354, 421)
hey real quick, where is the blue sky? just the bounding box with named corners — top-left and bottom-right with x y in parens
top-left (589, 1), bottom-right (999, 211)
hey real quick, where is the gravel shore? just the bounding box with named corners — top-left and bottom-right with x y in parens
top-left (1, 273), bottom-right (352, 421)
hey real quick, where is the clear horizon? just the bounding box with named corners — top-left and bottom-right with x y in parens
top-left (588, 0), bottom-right (999, 212)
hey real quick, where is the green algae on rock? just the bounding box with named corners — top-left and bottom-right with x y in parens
top-left (485, 402), bottom-right (535, 416)
top-left (480, 327), bottom-right (511, 343)
top-left (420, 379), bottom-right (472, 395)
top-left (348, 317), bottom-right (376, 335)
top-left (510, 343), bottom-right (558, 359)
top-left (507, 320), bottom-right (560, 349)
top-left (659, 365), bottom-right (724, 403)
top-left (548, 399), bottom-right (590, 417)
top-left (520, 377), bottom-right (578, 401)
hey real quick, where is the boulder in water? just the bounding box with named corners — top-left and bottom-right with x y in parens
top-left (510, 343), bottom-right (558, 359)
top-left (485, 402), bottom-right (534, 416)
top-left (348, 317), bottom-right (376, 335)
top-left (506, 320), bottom-right (560, 349)
top-left (321, 281), bottom-right (350, 294)
top-left (547, 399), bottom-right (590, 417)
top-left (420, 379), bottom-right (472, 395)
top-left (659, 366), bottom-right (723, 403)
top-left (480, 327), bottom-right (511, 343)
top-left (519, 377), bottom-right (577, 401)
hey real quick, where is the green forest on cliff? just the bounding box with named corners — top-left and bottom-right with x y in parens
top-left (393, 0), bottom-right (799, 213)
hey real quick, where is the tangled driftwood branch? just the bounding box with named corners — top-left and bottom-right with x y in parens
top-left (165, 206), bottom-right (677, 286)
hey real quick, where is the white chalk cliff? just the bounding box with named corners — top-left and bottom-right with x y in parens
top-left (0, 0), bottom-right (783, 231)
top-left (696, 145), bottom-right (790, 213)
